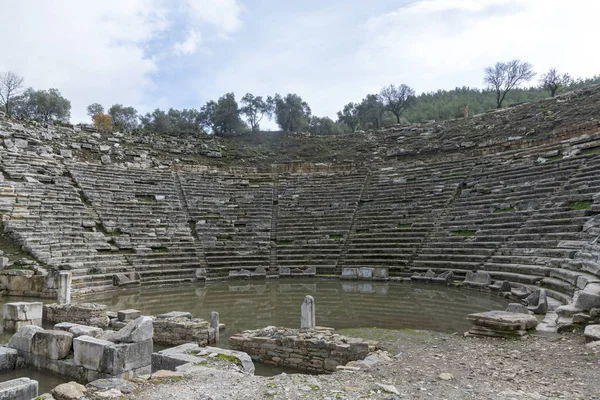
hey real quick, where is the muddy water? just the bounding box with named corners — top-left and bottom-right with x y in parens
top-left (87, 279), bottom-right (510, 346)
top-left (0, 279), bottom-right (509, 391)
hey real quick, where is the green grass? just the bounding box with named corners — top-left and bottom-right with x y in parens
top-left (278, 240), bottom-right (293, 245)
top-left (151, 247), bottom-right (169, 254)
top-left (355, 229), bottom-right (370, 234)
top-left (494, 207), bottom-right (515, 213)
top-left (567, 200), bottom-right (593, 210)
top-left (451, 230), bottom-right (476, 237)
top-left (545, 154), bottom-right (563, 162)
top-left (329, 234), bottom-right (343, 241)
top-left (397, 223), bottom-right (413, 229)
top-left (580, 147), bottom-right (600, 156)
top-left (216, 353), bottom-right (242, 365)
top-left (406, 177), bottom-right (417, 182)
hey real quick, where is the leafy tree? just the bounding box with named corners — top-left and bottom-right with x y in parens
top-left (93, 114), bottom-right (113, 132)
top-left (336, 102), bottom-right (361, 132)
top-left (539, 68), bottom-right (573, 97)
top-left (205, 93), bottom-right (246, 135)
top-left (379, 84), bottom-right (415, 123)
top-left (357, 94), bottom-right (386, 130)
top-left (273, 93), bottom-right (311, 132)
top-left (308, 116), bottom-right (344, 135)
top-left (108, 104), bottom-right (139, 131)
top-left (484, 60), bottom-right (535, 108)
top-left (166, 108), bottom-right (207, 134)
top-left (240, 93), bottom-right (273, 132)
top-left (12, 88), bottom-right (71, 122)
top-left (86, 103), bottom-right (104, 120)
top-left (0, 71), bottom-right (24, 116)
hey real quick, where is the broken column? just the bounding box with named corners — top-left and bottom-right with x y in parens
top-left (57, 271), bottom-right (72, 305)
top-left (301, 295), bottom-right (315, 329)
top-left (210, 311), bottom-right (220, 345)
top-left (2, 302), bottom-right (43, 333)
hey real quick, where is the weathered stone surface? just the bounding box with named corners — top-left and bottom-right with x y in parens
top-left (87, 378), bottom-right (136, 394)
top-left (112, 316), bottom-right (153, 343)
top-left (301, 295), bottom-right (315, 329)
top-left (52, 381), bottom-right (86, 400)
top-left (117, 309), bottom-right (141, 322)
top-left (156, 311), bottom-right (192, 320)
top-left (230, 326), bottom-right (371, 373)
top-left (0, 347), bottom-right (18, 371)
top-left (505, 303), bottom-right (533, 315)
top-left (3, 301), bottom-right (43, 321)
top-left (57, 271), bottom-right (72, 305)
top-left (74, 335), bottom-right (114, 371)
top-left (101, 339), bottom-right (153, 375)
top-left (464, 271), bottom-right (491, 287)
top-left (526, 288), bottom-right (548, 314)
top-left (584, 324), bottom-right (600, 341)
top-left (54, 322), bottom-right (103, 338)
top-left (467, 311), bottom-right (538, 330)
top-left (153, 315), bottom-right (209, 346)
top-left (31, 330), bottom-right (73, 360)
top-left (44, 303), bottom-right (109, 328)
top-left (0, 377), bottom-right (38, 400)
top-left (7, 325), bottom-right (44, 353)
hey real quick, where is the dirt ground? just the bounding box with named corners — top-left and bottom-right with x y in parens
top-left (127, 328), bottom-right (600, 400)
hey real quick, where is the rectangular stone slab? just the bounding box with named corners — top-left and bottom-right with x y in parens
top-left (0, 377), bottom-right (38, 400)
top-left (467, 311), bottom-right (538, 330)
top-left (31, 330), bottom-right (73, 360)
top-left (74, 335), bottom-right (114, 371)
top-left (117, 309), bottom-right (142, 322)
top-left (3, 302), bottom-right (43, 321)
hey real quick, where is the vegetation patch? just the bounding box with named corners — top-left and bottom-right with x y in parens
top-left (397, 223), bottom-right (413, 229)
top-left (355, 229), bottom-right (370, 234)
top-left (545, 154), bottom-right (563, 162)
top-left (135, 194), bottom-right (155, 203)
top-left (580, 147), bottom-right (600, 156)
top-left (216, 353), bottom-right (242, 365)
top-left (406, 177), bottom-right (417, 183)
top-left (494, 207), bottom-right (515, 213)
top-left (278, 240), bottom-right (293, 246)
top-left (329, 234), bottom-right (343, 241)
top-left (152, 247), bottom-right (169, 254)
top-left (451, 230), bottom-right (476, 237)
top-left (567, 200), bottom-right (593, 210)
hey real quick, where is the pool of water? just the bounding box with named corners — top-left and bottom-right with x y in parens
top-left (86, 279), bottom-right (509, 346)
top-left (0, 279), bottom-right (509, 390)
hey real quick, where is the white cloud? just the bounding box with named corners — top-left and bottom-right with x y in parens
top-left (173, 30), bottom-right (202, 56)
top-left (0, 0), bottom-right (169, 123)
top-left (185, 0), bottom-right (243, 36)
top-left (358, 0), bottom-right (600, 93)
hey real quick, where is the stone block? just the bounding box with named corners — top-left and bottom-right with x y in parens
top-left (117, 309), bottom-right (142, 322)
top-left (0, 257), bottom-right (8, 269)
top-left (505, 303), bottom-right (533, 315)
top-left (0, 377), bottom-right (38, 400)
top-left (358, 267), bottom-right (373, 279)
top-left (7, 325), bottom-right (44, 353)
top-left (584, 324), bottom-right (600, 341)
top-left (341, 268), bottom-right (358, 280)
top-left (467, 311), bottom-right (538, 331)
top-left (101, 339), bottom-right (153, 375)
top-left (31, 330), bottom-right (73, 360)
top-left (74, 335), bottom-right (114, 371)
top-left (57, 271), bottom-right (72, 305)
top-left (301, 295), bottom-right (315, 329)
top-left (52, 381), bottom-right (86, 400)
top-left (0, 347), bottom-right (18, 371)
top-left (372, 267), bottom-right (389, 280)
top-left (113, 316), bottom-right (153, 343)
top-left (3, 302), bottom-right (43, 321)
top-left (156, 311), bottom-right (192, 320)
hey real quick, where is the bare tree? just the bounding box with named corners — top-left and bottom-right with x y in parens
top-left (0, 71), bottom-right (24, 116)
top-left (484, 60), bottom-right (535, 108)
top-left (378, 84), bottom-right (415, 123)
top-left (539, 68), bottom-right (573, 97)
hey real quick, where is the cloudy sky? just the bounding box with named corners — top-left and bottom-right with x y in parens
top-left (1, 0), bottom-right (598, 127)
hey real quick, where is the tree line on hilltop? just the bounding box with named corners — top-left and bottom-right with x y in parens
top-left (1, 61), bottom-right (599, 136)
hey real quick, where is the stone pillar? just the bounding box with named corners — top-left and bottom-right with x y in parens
top-left (301, 295), bottom-right (315, 329)
top-left (210, 311), bottom-right (219, 345)
top-left (57, 271), bottom-right (72, 305)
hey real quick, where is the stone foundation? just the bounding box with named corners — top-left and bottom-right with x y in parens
top-left (0, 377), bottom-right (38, 400)
top-left (44, 303), bottom-right (110, 328)
top-left (229, 326), bottom-right (372, 373)
top-left (153, 312), bottom-right (210, 346)
top-left (2, 302), bottom-right (43, 333)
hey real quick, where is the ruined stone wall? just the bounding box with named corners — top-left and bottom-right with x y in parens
top-left (44, 303), bottom-right (109, 328)
top-left (229, 327), bottom-right (371, 373)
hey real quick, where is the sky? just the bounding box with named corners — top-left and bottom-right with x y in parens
top-left (1, 0), bottom-right (599, 128)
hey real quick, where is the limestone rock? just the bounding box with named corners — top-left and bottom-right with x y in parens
top-left (95, 388), bottom-right (123, 398)
top-left (52, 381), bottom-right (86, 400)
top-left (87, 378), bottom-right (136, 394)
top-left (467, 311), bottom-right (538, 330)
top-left (374, 383), bottom-right (399, 395)
top-left (0, 346), bottom-right (18, 371)
top-left (113, 316), bottom-right (153, 343)
top-left (584, 324), bottom-right (600, 341)
top-left (505, 303), bottom-right (533, 315)
top-left (31, 330), bottom-right (73, 360)
top-left (438, 373), bottom-right (454, 381)
top-left (7, 325), bottom-right (44, 352)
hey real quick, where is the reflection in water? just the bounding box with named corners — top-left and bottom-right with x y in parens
top-left (85, 279), bottom-right (509, 347)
